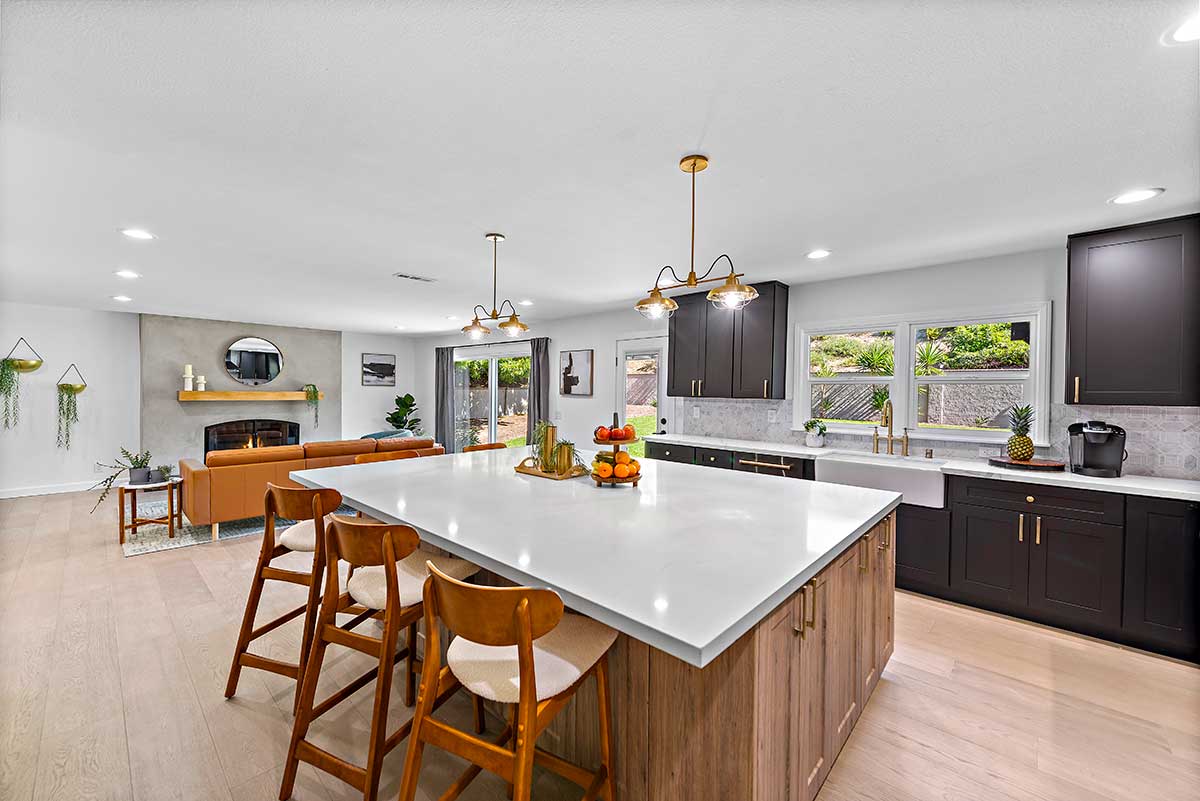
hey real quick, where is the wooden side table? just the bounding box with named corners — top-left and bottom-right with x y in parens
top-left (118, 477), bottom-right (184, 544)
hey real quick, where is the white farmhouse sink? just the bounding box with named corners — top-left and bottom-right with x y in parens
top-left (815, 452), bottom-right (947, 508)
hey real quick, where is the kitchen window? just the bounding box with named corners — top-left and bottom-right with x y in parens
top-left (796, 302), bottom-right (1051, 445)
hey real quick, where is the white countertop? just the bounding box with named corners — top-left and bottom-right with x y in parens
top-left (643, 433), bottom-right (1200, 503)
top-left (292, 447), bottom-right (900, 668)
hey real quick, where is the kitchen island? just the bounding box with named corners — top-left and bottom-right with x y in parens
top-left (293, 447), bottom-right (901, 801)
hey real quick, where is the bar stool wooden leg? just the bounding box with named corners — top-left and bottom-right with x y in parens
top-left (362, 608), bottom-right (400, 801)
top-left (225, 541), bottom-right (274, 698)
top-left (596, 653), bottom-right (617, 801)
top-left (279, 610), bottom-right (328, 800)
top-left (473, 694), bottom-right (486, 735)
top-left (405, 621), bottom-right (418, 707)
top-left (294, 551), bottom-right (325, 714)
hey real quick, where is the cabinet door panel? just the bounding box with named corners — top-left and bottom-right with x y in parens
top-left (857, 534), bottom-right (880, 702)
top-left (950, 503), bottom-right (1029, 612)
top-left (1027, 515), bottom-right (1124, 635)
top-left (695, 447), bottom-right (733, 469)
top-left (1123, 497), bottom-right (1199, 660)
top-left (733, 282), bottom-right (787, 399)
top-left (644, 441), bottom-right (695, 464)
top-left (895, 504), bottom-right (951, 591)
top-left (667, 294), bottom-right (706, 397)
top-left (875, 517), bottom-right (896, 673)
top-left (701, 302), bottom-right (735, 397)
top-left (1067, 214), bottom-right (1200, 405)
top-left (754, 594), bottom-right (798, 801)
top-left (797, 579), bottom-right (829, 801)
top-left (824, 548), bottom-right (860, 760)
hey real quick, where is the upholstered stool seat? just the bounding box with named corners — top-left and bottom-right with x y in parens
top-left (447, 613), bottom-right (617, 703)
top-left (277, 514), bottom-right (334, 552)
top-left (347, 549), bottom-right (479, 609)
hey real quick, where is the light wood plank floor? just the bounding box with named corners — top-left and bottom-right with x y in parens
top-left (1, 491), bottom-right (1197, 801)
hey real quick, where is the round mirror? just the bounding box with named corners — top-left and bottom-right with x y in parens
top-left (224, 337), bottom-right (283, 386)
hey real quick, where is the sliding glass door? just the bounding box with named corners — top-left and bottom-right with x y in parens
top-left (453, 353), bottom-right (530, 451)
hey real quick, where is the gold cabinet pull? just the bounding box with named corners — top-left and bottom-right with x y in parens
top-left (690, 379), bottom-right (696, 397)
top-left (794, 585), bottom-right (806, 638)
top-left (708, 456), bottom-right (716, 462)
top-left (1035, 515), bottom-right (1042, 546)
top-left (1018, 513), bottom-right (1025, 543)
top-left (1026, 495), bottom-right (1035, 503)
top-left (763, 378), bottom-right (769, 398)
top-left (859, 535), bottom-right (872, 571)
top-left (664, 449), bottom-right (671, 456)
top-left (1074, 376), bottom-right (1080, 403)
top-left (879, 515), bottom-right (892, 550)
top-left (698, 379), bottom-right (703, 396)
top-left (805, 582), bottom-right (817, 629)
top-left (737, 459), bottom-right (792, 470)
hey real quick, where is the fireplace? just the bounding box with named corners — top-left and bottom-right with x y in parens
top-left (204, 419), bottom-right (300, 458)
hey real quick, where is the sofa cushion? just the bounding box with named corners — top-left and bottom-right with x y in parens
top-left (303, 440), bottom-right (377, 459)
top-left (376, 437), bottom-right (435, 452)
top-left (206, 444), bottom-right (305, 468)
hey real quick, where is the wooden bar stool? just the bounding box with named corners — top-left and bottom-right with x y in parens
top-left (354, 450), bottom-right (420, 464)
top-left (399, 564), bottom-right (619, 801)
top-left (462, 442), bottom-right (507, 453)
top-left (225, 483), bottom-right (342, 712)
top-left (280, 515), bottom-right (482, 801)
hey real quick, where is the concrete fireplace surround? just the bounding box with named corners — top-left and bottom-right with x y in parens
top-left (140, 314), bottom-right (343, 468)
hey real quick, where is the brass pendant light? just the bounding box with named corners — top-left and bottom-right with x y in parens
top-left (634, 154), bottom-right (758, 319)
top-left (462, 233), bottom-right (530, 340)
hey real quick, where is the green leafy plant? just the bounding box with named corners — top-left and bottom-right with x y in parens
top-left (855, 342), bottom-right (894, 375)
top-left (155, 464), bottom-right (175, 481)
top-left (56, 385), bottom-right (80, 449)
top-left (303, 384), bottom-right (320, 428)
top-left (811, 335), bottom-right (863, 360)
top-left (90, 448), bottom-right (153, 512)
top-left (0, 358), bottom-right (19, 429)
top-left (803, 419), bottom-right (827, 435)
top-left (869, 386), bottom-right (891, 414)
top-left (385, 393), bottom-right (423, 433)
top-left (914, 341), bottom-right (946, 377)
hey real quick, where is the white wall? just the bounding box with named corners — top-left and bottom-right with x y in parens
top-left (412, 308), bottom-right (668, 448)
top-left (340, 332), bottom-right (417, 438)
top-left (0, 302), bottom-right (141, 498)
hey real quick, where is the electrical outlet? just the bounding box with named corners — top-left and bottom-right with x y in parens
top-left (554, 410), bottom-right (563, 421)
top-left (691, 405), bottom-right (700, 419)
top-left (767, 408), bottom-right (778, 423)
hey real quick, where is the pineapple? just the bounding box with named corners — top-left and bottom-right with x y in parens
top-left (1006, 404), bottom-right (1035, 461)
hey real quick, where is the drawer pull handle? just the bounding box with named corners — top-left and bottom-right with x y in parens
top-left (763, 378), bottom-right (769, 398)
top-left (709, 456), bottom-right (716, 462)
top-left (690, 379), bottom-right (696, 397)
top-left (698, 379), bottom-right (703, 396)
top-left (795, 585), bottom-right (806, 638)
top-left (1026, 495), bottom-right (1035, 503)
top-left (806, 582), bottom-right (817, 629)
top-left (665, 450), bottom-right (671, 456)
top-left (1035, 515), bottom-right (1042, 546)
top-left (1018, 513), bottom-right (1024, 543)
top-left (1074, 376), bottom-right (1080, 403)
top-left (738, 459), bottom-right (792, 470)
top-left (859, 534), bottom-right (872, 571)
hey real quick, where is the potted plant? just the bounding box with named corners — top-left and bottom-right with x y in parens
top-left (1, 337), bottom-right (43, 429)
top-left (90, 448), bottom-right (154, 512)
top-left (385, 392), bottom-right (423, 434)
top-left (803, 419), bottom-right (827, 447)
top-left (153, 464), bottom-right (175, 484)
top-left (303, 383), bottom-right (320, 428)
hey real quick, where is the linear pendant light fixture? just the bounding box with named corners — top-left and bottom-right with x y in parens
top-left (634, 154), bottom-right (758, 319)
top-left (462, 233), bottom-right (529, 340)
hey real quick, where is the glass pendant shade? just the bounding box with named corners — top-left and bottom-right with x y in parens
top-left (498, 314), bottom-right (529, 337)
top-left (461, 317), bottom-right (492, 340)
top-left (707, 273), bottom-right (759, 310)
top-left (635, 287), bottom-right (680, 319)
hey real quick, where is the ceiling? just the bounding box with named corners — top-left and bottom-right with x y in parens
top-left (2, 1), bottom-right (1197, 334)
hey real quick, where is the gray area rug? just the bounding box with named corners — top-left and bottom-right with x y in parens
top-left (121, 498), bottom-right (355, 558)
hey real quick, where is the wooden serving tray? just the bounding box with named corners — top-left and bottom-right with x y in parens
top-left (594, 436), bottom-right (639, 446)
top-left (987, 456), bottom-right (1066, 472)
top-left (514, 457), bottom-right (588, 481)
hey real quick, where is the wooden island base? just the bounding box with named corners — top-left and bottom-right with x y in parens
top-left (522, 512), bottom-right (896, 801)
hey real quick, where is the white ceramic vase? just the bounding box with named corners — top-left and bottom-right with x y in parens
top-left (805, 432), bottom-right (826, 448)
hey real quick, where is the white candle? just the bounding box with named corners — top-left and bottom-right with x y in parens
top-left (183, 363), bottom-right (194, 377)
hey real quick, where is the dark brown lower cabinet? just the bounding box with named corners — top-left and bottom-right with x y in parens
top-left (733, 451), bottom-right (815, 480)
top-left (1122, 497), bottom-right (1200, 660)
top-left (1026, 514), bottom-right (1124, 636)
top-left (950, 503), bottom-right (1029, 614)
top-left (643, 441), bottom-right (694, 464)
top-left (895, 504), bottom-right (951, 593)
top-left (695, 446), bottom-right (733, 468)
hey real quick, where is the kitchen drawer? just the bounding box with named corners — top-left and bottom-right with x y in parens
top-left (695, 447), bottom-right (733, 469)
top-left (645, 441), bottom-right (695, 464)
top-left (732, 452), bottom-right (814, 480)
top-left (949, 476), bottom-right (1124, 526)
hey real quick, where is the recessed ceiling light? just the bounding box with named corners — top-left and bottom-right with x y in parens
top-left (806, 249), bottom-right (831, 260)
top-left (114, 269), bottom-right (141, 279)
top-left (111, 295), bottom-right (133, 302)
top-left (394, 325), bottom-right (406, 330)
top-left (1109, 187), bottom-right (1165, 205)
top-left (1171, 14), bottom-right (1199, 43)
top-left (120, 228), bottom-right (156, 240)
top-left (518, 299), bottom-right (534, 306)
top-left (446, 315), bottom-right (458, 321)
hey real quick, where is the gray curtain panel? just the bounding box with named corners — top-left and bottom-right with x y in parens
top-left (527, 337), bottom-right (551, 440)
top-left (434, 346), bottom-right (456, 452)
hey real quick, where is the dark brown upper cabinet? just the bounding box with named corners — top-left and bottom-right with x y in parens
top-left (666, 280), bottom-right (789, 399)
top-left (1066, 214), bottom-right (1199, 405)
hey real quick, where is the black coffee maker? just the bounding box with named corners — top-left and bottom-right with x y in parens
top-left (1067, 421), bottom-right (1128, 478)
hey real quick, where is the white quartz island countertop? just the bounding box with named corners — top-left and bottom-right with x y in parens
top-left (292, 448), bottom-right (900, 668)
top-left (643, 433), bottom-right (1200, 502)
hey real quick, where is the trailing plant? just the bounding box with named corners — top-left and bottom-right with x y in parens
top-left (56, 385), bottom-right (80, 449)
top-left (303, 383), bottom-right (320, 428)
top-left (0, 358), bottom-right (19, 429)
top-left (385, 392), bottom-right (423, 433)
top-left (530, 419), bottom-right (551, 469)
top-left (803, 419), bottom-right (827, 435)
top-left (90, 448), bottom-right (153, 512)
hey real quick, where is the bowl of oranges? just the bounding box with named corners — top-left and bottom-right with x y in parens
top-left (591, 417), bottom-right (641, 487)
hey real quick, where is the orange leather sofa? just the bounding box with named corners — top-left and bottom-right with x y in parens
top-left (180, 437), bottom-right (443, 527)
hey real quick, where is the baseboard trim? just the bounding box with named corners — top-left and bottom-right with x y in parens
top-left (0, 480), bottom-right (98, 500)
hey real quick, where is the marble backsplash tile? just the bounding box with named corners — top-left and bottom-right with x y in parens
top-left (675, 398), bottom-right (1200, 479)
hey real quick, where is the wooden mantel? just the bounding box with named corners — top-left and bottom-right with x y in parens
top-left (176, 390), bottom-right (324, 402)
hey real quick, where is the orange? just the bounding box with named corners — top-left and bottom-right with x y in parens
top-left (613, 463), bottom-right (630, 479)
top-left (594, 462), bottom-right (613, 478)
top-left (628, 459), bottom-right (640, 475)
top-left (615, 451), bottom-right (631, 465)
top-left (623, 424), bottom-right (636, 439)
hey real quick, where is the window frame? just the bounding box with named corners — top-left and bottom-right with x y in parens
top-left (794, 301), bottom-right (1052, 446)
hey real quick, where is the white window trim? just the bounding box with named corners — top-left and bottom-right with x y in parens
top-left (793, 301), bottom-right (1052, 446)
